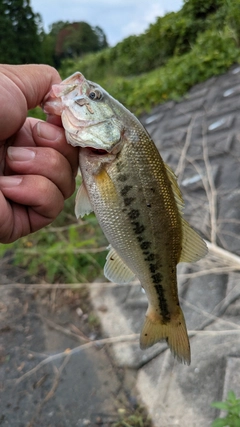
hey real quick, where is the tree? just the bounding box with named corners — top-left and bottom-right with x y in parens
top-left (54, 21), bottom-right (108, 62)
top-left (0, 0), bottom-right (43, 64)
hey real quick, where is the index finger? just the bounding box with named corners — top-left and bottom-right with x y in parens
top-left (0, 64), bottom-right (61, 139)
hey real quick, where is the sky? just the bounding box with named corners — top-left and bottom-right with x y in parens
top-left (30, 0), bottom-right (183, 47)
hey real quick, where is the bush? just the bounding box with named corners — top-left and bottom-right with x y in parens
top-left (100, 28), bottom-right (240, 115)
top-left (59, 0), bottom-right (239, 83)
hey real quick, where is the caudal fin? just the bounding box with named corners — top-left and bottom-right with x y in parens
top-left (140, 308), bottom-right (191, 365)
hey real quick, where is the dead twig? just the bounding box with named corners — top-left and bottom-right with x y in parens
top-left (180, 297), bottom-right (240, 330)
top-left (175, 114), bottom-right (198, 181)
top-left (34, 313), bottom-right (89, 343)
top-left (201, 122), bottom-right (218, 244)
top-left (27, 355), bottom-right (71, 427)
top-left (14, 334), bottom-right (140, 385)
top-left (13, 246), bottom-right (107, 256)
top-left (206, 240), bottom-right (240, 269)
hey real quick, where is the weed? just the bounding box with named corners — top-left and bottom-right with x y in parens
top-left (87, 312), bottom-right (100, 329)
top-left (113, 406), bottom-right (152, 427)
top-left (211, 391), bottom-right (240, 427)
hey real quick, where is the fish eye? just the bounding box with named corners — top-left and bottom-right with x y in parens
top-left (88, 89), bottom-right (102, 101)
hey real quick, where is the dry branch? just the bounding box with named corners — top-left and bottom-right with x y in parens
top-left (14, 334), bottom-right (139, 385)
top-left (13, 328), bottom-right (240, 387)
top-left (205, 240), bottom-right (240, 269)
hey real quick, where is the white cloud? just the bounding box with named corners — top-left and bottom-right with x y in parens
top-left (121, 2), bottom-right (165, 39)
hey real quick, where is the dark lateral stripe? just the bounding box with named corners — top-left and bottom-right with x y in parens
top-left (154, 282), bottom-right (171, 322)
top-left (149, 263), bottom-right (159, 273)
top-left (145, 253), bottom-right (155, 261)
top-left (152, 272), bottom-right (163, 283)
top-left (124, 197), bottom-right (135, 206)
top-left (117, 174), bottom-right (128, 182)
top-left (120, 185), bottom-right (133, 196)
top-left (133, 222), bottom-right (145, 234)
top-left (128, 209), bottom-right (140, 220)
top-left (140, 241), bottom-right (151, 250)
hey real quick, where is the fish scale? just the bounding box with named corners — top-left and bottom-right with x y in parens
top-left (43, 71), bottom-right (208, 365)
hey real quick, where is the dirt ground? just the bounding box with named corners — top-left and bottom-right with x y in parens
top-left (0, 257), bottom-right (147, 427)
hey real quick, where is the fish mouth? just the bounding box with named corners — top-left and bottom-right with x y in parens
top-left (90, 148), bottom-right (108, 154)
top-left (80, 146), bottom-right (111, 155)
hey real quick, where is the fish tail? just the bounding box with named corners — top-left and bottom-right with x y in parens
top-left (140, 308), bottom-right (191, 365)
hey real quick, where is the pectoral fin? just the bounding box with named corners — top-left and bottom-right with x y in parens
top-left (95, 168), bottom-right (119, 203)
top-left (104, 246), bottom-right (135, 285)
top-left (75, 182), bottom-right (93, 218)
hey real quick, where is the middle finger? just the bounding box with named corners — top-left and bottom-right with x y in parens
top-left (6, 146), bottom-right (75, 200)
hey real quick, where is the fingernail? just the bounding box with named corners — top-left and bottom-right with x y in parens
top-left (8, 147), bottom-right (35, 161)
top-left (37, 121), bottom-right (61, 141)
top-left (0, 176), bottom-right (22, 187)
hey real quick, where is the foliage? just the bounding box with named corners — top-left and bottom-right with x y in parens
top-left (182, 0), bottom-right (224, 20)
top-left (0, 0), bottom-right (43, 64)
top-left (211, 391), bottom-right (240, 427)
top-left (224, 0), bottom-right (240, 46)
top-left (28, 106), bottom-right (46, 121)
top-left (61, 27), bottom-right (239, 116)
top-left (60, 0), bottom-right (240, 82)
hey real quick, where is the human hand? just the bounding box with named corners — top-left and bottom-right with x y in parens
top-left (0, 64), bottom-right (79, 244)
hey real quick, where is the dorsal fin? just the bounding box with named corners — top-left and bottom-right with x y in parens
top-left (164, 163), bottom-right (184, 212)
top-left (179, 219), bottom-right (208, 263)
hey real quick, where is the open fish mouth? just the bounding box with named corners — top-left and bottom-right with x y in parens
top-left (87, 147), bottom-right (109, 154)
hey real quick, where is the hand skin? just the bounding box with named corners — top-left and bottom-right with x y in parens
top-left (0, 64), bottom-right (79, 244)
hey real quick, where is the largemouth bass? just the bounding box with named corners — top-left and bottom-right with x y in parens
top-left (43, 72), bottom-right (207, 364)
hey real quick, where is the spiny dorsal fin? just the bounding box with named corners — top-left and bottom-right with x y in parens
top-left (104, 245), bottom-right (135, 285)
top-left (75, 182), bottom-right (93, 218)
top-left (179, 219), bottom-right (208, 263)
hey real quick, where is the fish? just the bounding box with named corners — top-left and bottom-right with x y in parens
top-left (43, 72), bottom-right (208, 364)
